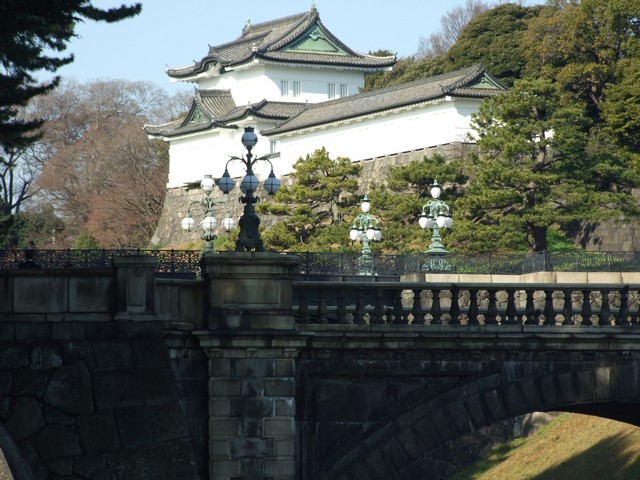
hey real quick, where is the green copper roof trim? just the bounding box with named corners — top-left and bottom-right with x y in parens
top-left (185, 105), bottom-right (209, 126)
top-left (467, 74), bottom-right (503, 90)
top-left (283, 23), bottom-right (348, 55)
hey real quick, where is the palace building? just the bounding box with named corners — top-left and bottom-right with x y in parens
top-left (144, 5), bottom-right (504, 247)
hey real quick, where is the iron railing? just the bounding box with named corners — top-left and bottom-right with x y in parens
top-left (2, 249), bottom-right (640, 277)
top-left (0, 249), bottom-right (201, 276)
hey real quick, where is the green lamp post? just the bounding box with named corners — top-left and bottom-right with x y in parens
top-left (418, 180), bottom-right (453, 270)
top-left (349, 195), bottom-right (382, 276)
top-left (181, 174), bottom-right (236, 255)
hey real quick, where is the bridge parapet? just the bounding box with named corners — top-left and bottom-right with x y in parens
top-left (293, 280), bottom-right (640, 327)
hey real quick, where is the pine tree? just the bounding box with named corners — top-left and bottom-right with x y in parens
top-left (0, 1), bottom-right (142, 149)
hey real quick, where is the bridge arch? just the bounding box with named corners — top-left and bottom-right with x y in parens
top-left (311, 362), bottom-right (640, 479)
top-left (0, 423), bottom-right (33, 480)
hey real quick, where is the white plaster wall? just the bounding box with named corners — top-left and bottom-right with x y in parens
top-left (271, 97), bottom-right (483, 173)
top-left (196, 63), bottom-right (365, 105)
top-left (166, 97), bottom-right (483, 188)
top-left (167, 121), bottom-right (280, 188)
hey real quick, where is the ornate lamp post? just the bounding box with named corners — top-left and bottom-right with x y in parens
top-left (217, 127), bottom-right (281, 252)
top-left (181, 174), bottom-right (236, 255)
top-left (349, 195), bottom-right (382, 276)
top-left (418, 180), bottom-right (453, 270)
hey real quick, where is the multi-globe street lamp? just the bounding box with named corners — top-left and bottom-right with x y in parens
top-left (418, 180), bottom-right (453, 270)
top-left (181, 174), bottom-right (236, 255)
top-left (217, 127), bottom-right (281, 252)
top-left (349, 195), bottom-right (382, 276)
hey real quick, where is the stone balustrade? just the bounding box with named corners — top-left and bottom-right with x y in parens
top-left (293, 280), bottom-right (640, 326)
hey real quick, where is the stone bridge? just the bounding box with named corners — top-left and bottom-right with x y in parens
top-left (2, 253), bottom-right (640, 479)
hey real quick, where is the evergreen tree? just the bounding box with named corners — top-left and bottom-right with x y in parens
top-left (371, 153), bottom-right (468, 253)
top-left (259, 148), bottom-right (361, 252)
top-left (0, 1), bottom-right (142, 150)
top-left (459, 78), bottom-right (639, 253)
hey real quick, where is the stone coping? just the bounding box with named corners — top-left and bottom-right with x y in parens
top-left (402, 271), bottom-right (640, 284)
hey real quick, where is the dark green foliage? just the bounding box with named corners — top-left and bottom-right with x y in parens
top-left (363, 4), bottom-right (542, 91)
top-left (363, 56), bottom-right (446, 92)
top-left (370, 154), bottom-right (468, 253)
top-left (0, 203), bottom-right (65, 249)
top-left (459, 78), bottom-right (639, 252)
top-left (259, 148), bottom-right (361, 251)
top-left (443, 3), bottom-right (543, 87)
top-left (0, 1), bottom-right (142, 150)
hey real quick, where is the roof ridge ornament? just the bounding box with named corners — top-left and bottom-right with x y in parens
top-left (243, 18), bottom-right (251, 35)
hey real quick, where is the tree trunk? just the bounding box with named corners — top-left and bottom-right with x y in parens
top-left (531, 225), bottom-right (547, 252)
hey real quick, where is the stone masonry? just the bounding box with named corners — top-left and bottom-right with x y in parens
top-left (150, 143), bottom-right (475, 248)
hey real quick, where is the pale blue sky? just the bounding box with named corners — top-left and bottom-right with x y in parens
top-left (54, 0), bottom-right (544, 92)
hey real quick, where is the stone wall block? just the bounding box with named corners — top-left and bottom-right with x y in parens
top-left (52, 322), bottom-right (87, 341)
top-left (210, 418), bottom-right (241, 437)
top-left (12, 367), bottom-right (47, 397)
top-left (4, 397), bottom-right (44, 441)
top-left (35, 424), bottom-right (82, 461)
top-left (78, 410), bottom-right (119, 455)
top-left (73, 454), bottom-right (109, 478)
top-left (275, 398), bottom-right (294, 417)
top-left (115, 406), bottom-right (153, 448)
top-left (69, 276), bottom-right (112, 313)
top-left (263, 418), bottom-right (294, 437)
top-left (30, 344), bottom-right (62, 370)
top-left (113, 255), bottom-right (157, 318)
top-left (111, 440), bottom-right (198, 480)
top-left (264, 378), bottom-right (295, 397)
top-left (210, 378), bottom-right (242, 397)
top-left (231, 358), bottom-right (274, 378)
top-left (93, 340), bottom-right (133, 371)
top-left (16, 323), bottom-right (51, 342)
top-left (44, 361), bottom-right (94, 414)
top-left (131, 338), bottom-right (171, 369)
top-left (93, 370), bottom-right (162, 410)
top-left (263, 458), bottom-right (295, 477)
top-left (229, 437), bottom-right (273, 458)
top-left (230, 397), bottom-right (273, 419)
top-left (13, 276), bottom-right (68, 313)
top-left (147, 402), bottom-right (190, 441)
top-left (210, 458), bottom-right (241, 477)
top-left (0, 344), bottom-right (29, 370)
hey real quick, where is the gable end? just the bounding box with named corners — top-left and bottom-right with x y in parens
top-left (282, 23), bottom-right (348, 55)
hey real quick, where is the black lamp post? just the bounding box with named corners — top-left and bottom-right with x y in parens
top-left (217, 127), bottom-right (280, 252)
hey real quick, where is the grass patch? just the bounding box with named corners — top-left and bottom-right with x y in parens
top-left (452, 413), bottom-right (640, 480)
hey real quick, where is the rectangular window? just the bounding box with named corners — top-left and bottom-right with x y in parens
top-left (293, 81), bottom-right (301, 97)
top-left (270, 140), bottom-right (278, 154)
top-left (340, 84), bottom-right (348, 97)
top-left (328, 83), bottom-right (336, 99)
top-left (280, 80), bottom-right (289, 97)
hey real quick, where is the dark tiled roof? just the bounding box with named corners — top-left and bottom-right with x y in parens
top-left (167, 7), bottom-right (395, 79)
top-left (144, 89), bottom-right (307, 138)
top-left (262, 65), bottom-right (504, 136)
top-left (217, 100), bottom-right (307, 123)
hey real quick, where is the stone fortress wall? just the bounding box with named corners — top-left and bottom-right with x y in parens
top-left (150, 141), bottom-right (634, 252)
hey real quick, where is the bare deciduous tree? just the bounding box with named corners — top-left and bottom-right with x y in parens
top-left (416, 0), bottom-right (491, 58)
top-left (28, 79), bottom-right (176, 248)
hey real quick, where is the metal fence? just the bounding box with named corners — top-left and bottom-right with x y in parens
top-left (0, 249), bottom-right (201, 276)
top-left (2, 249), bottom-right (640, 277)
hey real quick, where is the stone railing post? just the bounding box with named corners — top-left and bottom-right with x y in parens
top-left (198, 252), bottom-right (301, 480)
top-left (112, 255), bottom-right (157, 320)
top-left (200, 252), bottom-right (299, 330)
